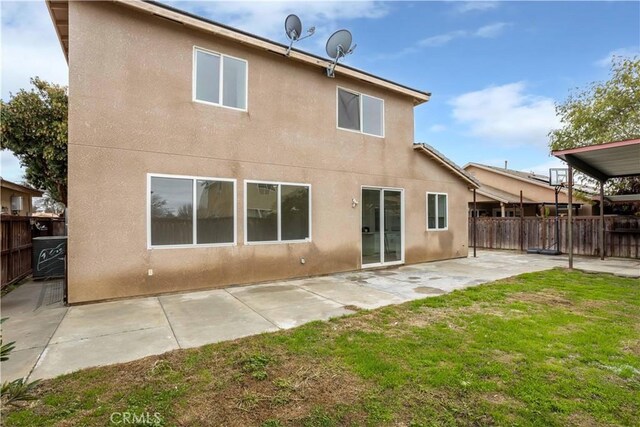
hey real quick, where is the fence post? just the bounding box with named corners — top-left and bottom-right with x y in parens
top-left (473, 188), bottom-right (477, 258)
top-left (568, 166), bottom-right (573, 269)
top-left (599, 182), bottom-right (605, 260)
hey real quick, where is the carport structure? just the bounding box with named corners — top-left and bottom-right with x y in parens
top-left (552, 138), bottom-right (640, 267)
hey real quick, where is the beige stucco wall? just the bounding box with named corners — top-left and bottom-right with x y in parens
top-left (0, 187), bottom-right (35, 216)
top-left (67, 2), bottom-right (472, 303)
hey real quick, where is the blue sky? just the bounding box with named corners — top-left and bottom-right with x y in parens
top-left (1, 0), bottom-right (639, 183)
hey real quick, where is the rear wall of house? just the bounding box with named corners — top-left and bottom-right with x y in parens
top-left (67, 2), bottom-right (472, 303)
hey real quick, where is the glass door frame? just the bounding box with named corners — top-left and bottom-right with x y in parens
top-left (360, 186), bottom-right (405, 268)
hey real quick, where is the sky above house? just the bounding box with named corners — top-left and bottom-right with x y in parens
top-left (1, 0), bottom-right (639, 184)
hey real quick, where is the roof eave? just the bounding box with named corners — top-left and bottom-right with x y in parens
top-left (46, 0), bottom-right (69, 63)
top-left (47, 0), bottom-right (430, 104)
top-left (413, 145), bottom-right (480, 189)
top-left (463, 162), bottom-right (567, 193)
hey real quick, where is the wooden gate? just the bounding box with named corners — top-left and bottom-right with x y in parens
top-left (1, 216), bottom-right (33, 288)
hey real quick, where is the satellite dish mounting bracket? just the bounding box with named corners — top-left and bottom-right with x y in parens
top-left (284, 14), bottom-right (315, 56)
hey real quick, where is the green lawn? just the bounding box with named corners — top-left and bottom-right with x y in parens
top-left (3, 269), bottom-right (639, 426)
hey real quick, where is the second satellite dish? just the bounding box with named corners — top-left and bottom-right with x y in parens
top-left (284, 14), bottom-right (315, 56)
top-left (325, 29), bottom-right (356, 77)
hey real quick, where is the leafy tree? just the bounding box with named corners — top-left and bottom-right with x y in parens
top-left (549, 56), bottom-right (640, 195)
top-left (1, 78), bottom-right (68, 205)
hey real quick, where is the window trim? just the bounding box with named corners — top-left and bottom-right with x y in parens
top-left (336, 86), bottom-right (385, 138)
top-left (244, 179), bottom-right (312, 245)
top-left (426, 192), bottom-right (449, 231)
top-left (192, 46), bottom-right (249, 112)
top-left (147, 173), bottom-right (238, 250)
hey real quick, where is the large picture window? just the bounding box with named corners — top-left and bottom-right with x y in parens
top-left (194, 47), bottom-right (247, 110)
top-left (149, 174), bottom-right (236, 248)
top-left (245, 181), bottom-right (311, 243)
top-left (337, 87), bottom-right (384, 137)
top-left (427, 192), bottom-right (448, 230)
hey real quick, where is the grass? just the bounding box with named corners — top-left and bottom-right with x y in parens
top-left (2, 268), bottom-right (639, 426)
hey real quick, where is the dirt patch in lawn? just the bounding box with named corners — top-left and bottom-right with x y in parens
top-left (174, 353), bottom-right (368, 426)
top-left (507, 290), bottom-right (574, 307)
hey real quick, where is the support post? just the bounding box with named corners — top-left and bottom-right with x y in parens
top-left (567, 165), bottom-right (574, 269)
top-left (555, 187), bottom-right (560, 253)
top-left (600, 181), bottom-right (605, 260)
top-left (520, 190), bottom-right (524, 251)
top-left (473, 188), bottom-right (477, 258)
top-left (501, 202), bottom-right (506, 218)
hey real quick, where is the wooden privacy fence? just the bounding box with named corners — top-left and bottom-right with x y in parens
top-left (1, 216), bottom-right (65, 288)
top-left (1, 216), bottom-right (33, 288)
top-left (469, 216), bottom-right (640, 259)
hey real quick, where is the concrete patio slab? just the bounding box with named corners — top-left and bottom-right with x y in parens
top-left (159, 290), bottom-right (279, 348)
top-left (1, 347), bottom-right (44, 381)
top-left (298, 280), bottom-right (405, 309)
top-left (1, 280), bottom-right (66, 317)
top-left (1, 250), bottom-right (637, 382)
top-left (258, 300), bottom-right (353, 329)
top-left (49, 298), bottom-right (167, 344)
top-left (227, 284), bottom-right (326, 311)
top-left (30, 326), bottom-right (178, 379)
top-left (4, 308), bottom-right (67, 351)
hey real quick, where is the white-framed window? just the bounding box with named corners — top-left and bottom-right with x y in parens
top-left (244, 180), bottom-right (311, 244)
top-left (148, 174), bottom-right (236, 248)
top-left (427, 192), bottom-right (448, 230)
top-left (193, 46), bottom-right (248, 111)
top-left (337, 87), bottom-right (384, 137)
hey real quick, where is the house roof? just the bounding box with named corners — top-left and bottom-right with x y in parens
top-left (46, 0), bottom-right (431, 105)
top-left (0, 178), bottom-right (44, 197)
top-left (413, 144), bottom-right (480, 189)
top-left (552, 138), bottom-right (640, 182)
top-left (475, 184), bottom-right (537, 204)
top-left (463, 162), bottom-right (568, 193)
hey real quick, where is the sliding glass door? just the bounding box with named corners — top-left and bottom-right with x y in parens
top-left (361, 187), bottom-right (403, 266)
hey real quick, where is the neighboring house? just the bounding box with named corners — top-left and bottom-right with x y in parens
top-left (0, 178), bottom-right (43, 216)
top-left (464, 163), bottom-right (592, 217)
top-left (47, 0), bottom-right (479, 304)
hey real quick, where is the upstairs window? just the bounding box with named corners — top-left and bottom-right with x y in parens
top-left (337, 87), bottom-right (384, 137)
top-left (427, 193), bottom-right (448, 230)
top-left (194, 47), bottom-right (247, 110)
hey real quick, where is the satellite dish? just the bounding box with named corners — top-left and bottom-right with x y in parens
top-left (284, 14), bottom-right (315, 56)
top-left (325, 29), bottom-right (357, 77)
top-left (285, 14), bottom-right (302, 41)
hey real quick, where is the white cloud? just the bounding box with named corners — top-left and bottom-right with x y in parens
top-left (414, 22), bottom-right (509, 49)
top-left (0, 150), bottom-right (25, 182)
top-left (455, 1), bottom-right (500, 13)
top-left (1, 1), bottom-right (68, 100)
top-left (418, 30), bottom-right (468, 47)
top-left (595, 46), bottom-right (640, 67)
top-left (474, 22), bottom-right (509, 38)
top-left (450, 82), bottom-right (561, 147)
top-left (429, 124), bottom-right (447, 132)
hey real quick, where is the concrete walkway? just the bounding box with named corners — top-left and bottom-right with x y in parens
top-left (1, 251), bottom-right (638, 381)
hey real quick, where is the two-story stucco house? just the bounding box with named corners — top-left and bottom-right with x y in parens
top-left (47, 0), bottom-right (479, 304)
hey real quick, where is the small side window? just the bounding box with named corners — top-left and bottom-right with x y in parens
top-left (427, 192), bottom-right (448, 230)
